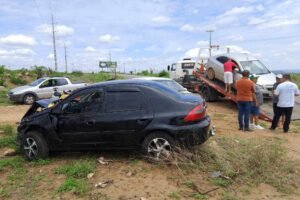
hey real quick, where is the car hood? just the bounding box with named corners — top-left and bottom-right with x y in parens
top-left (10, 85), bottom-right (32, 93)
top-left (256, 73), bottom-right (276, 86)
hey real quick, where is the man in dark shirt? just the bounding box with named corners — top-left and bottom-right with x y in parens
top-left (272, 74), bottom-right (283, 127)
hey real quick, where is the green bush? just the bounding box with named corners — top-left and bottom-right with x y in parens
top-left (158, 70), bottom-right (169, 77)
top-left (71, 70), bottom-right (83, 76)
top-left (0, 65), bottom-right (5, 75)
top-left (10, 76), bottom-right (27, 85)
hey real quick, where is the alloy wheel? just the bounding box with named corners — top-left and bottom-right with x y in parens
top-left (24, 137), bottom-right (38, 159)
top-left (147, 138), bottom-right (172, 161)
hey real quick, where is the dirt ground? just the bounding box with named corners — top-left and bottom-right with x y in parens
top-left (0, 102), bottom-right (300, 200)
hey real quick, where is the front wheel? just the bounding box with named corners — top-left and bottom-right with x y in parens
top-left (22, 131), bottom-right (49, 161)
top-left (142, 132), bottom-right (176, 161)
top-left (23, 94), bottom-right (36, 105)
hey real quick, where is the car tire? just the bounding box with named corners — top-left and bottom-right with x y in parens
top-left (22, 131), bottom-right (49, 161)
top-left (23, 94), bottom-right (36, 105)
top-left (142, 132), bottom-right (176, 161)
top-left (201, 86), bottom-right (219, 102)
top-left (207, 68), bottom-right (215, 80)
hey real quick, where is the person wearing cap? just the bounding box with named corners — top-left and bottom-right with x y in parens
top-left (270, 74), bottom-right (299, 133)
top-left (223, 58), bottom-right (237, 94)
top-left (272, 74), bottom-right (284, 127)
top-left (235, 70), bottom-right (257, 131)
top-left (249, 74), bottom-right (264, 130)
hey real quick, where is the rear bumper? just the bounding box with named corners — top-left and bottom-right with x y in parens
top-left (174, 116), bottom-right (211, 146)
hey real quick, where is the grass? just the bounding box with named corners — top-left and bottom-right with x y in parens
top-left (54, 160), bottom-right (96, 195)
top-left (168, 191), bottom-right (180, 199)
top-left (54, 160), bottom-right (96, 178)
top-left (56, 177), bottom-right (88, 195)
top-left (167, 136), bottom-right (298, 194)
top-left (0, 156), bottom-right (23, 171)
top-left (291, 74), bottom-right (300, 87)
top-left (0, 124), bottom-right (17, 149)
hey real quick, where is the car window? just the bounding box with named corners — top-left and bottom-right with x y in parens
top-left (56, 79), bottom-right (68, 86)
top-left (105, 91), bottom-right (142, 112)
top-left (61, 90), bottom-right (103, 114)
top-left (40, 79), bottom-right (58, 88)
top-left (216, 56), bottom-right (228, 64)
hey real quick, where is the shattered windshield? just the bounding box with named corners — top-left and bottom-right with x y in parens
top-left (240, 60), bottom-right (270, 75)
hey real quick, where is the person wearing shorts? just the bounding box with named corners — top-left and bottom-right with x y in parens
top-left (249, 74), bottom-right (264, 130)
top-left (223, 59), bottom-right (237, 94)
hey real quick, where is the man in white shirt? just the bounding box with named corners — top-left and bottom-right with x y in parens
top-left (270, 74), bottom-right (300, 133)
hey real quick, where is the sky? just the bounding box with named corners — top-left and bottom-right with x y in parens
top-left (0, 0), bottom-right (300, 73)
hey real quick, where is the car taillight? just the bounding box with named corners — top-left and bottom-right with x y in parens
top-left (184, 103), bottom-right (206, 122)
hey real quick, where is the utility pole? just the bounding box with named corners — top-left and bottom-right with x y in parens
top-left (51, 15), bottom-right (58, 71)
top-left (206, 30), bottom-right (214, 57)
top-left (64, 43), bottom-right (68, 73)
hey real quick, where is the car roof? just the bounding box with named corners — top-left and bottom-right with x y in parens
top-left (211, 53), bottom-right (258, 61)
top-left (132, 77), bottom-right (172, 81)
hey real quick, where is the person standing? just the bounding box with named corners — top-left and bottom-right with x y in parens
top-left (270, 74), bottom-right (299, 133)
top-left (272, 74), bottom-right (284, 127)
top-left (236, 70), bottom-right (257, 131)
top-left (249, 74), bottom-right (264, 130)
top-left (223, 58), bottom-right (237, 94)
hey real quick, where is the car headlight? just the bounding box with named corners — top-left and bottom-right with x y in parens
top-left (12, 90), bottom-right (24, 95)
top-left (257, 84), bottom-right (264, 90)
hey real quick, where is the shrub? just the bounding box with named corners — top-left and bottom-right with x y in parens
top-left (0, 65), bottom-right (5, 75)
top-left (158, 70), bottom-right (169, 77)
top-left (10, 76), bottom-right (27, 85)
top-left (71, 70), bottom-right (83, 76)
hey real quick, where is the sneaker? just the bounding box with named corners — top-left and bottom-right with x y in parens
top-left (244, 128), bottom-right (253, 132)
top-left (239, 127), bottom-right (243, 131)
top-left (255, 125), bottom-right (264, 130)
top-left (249, 123), bottom-right (255, 130)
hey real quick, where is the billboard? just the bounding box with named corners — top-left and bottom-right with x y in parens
top-left (99, 61), bottom-right (117, 68)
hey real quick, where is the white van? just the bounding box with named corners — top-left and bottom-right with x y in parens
top-left (168, 58), bottom-right (201, 80)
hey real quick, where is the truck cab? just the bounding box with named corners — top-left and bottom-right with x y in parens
top-left (168, 58), bottom-right (199, 81)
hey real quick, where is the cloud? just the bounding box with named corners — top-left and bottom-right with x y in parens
top-left (152, 16), bottom-right (170, 23)
top-left (0, 48), bottom-right (35, 57)
top-left (180, 24), bottom-right (196, 32)
top-left (196, 40), bottom-right (209, 46)
top-left (256, 19), bottom-right (300, 29)
top-left (37, 24), bottom-right (74, 36)
top-left (84, 46), bottom-right (96, 52)
top-left (0, 34), bottom-right (37, 46)
top-left (226, 35), bottom-right (244, 41)
top-left (47, 53), bottom-right (54, 59)
top-left (99, 34), bottom-right (120, 44)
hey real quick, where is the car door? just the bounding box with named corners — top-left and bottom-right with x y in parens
top-left (38, 79), bottom-right (58, 99)
top-left (55, 88), bottom-right (105, 146)
top-left (99, 86), bottom-right (153, 147)
top-left (55, 78), bottom-right (69, 93)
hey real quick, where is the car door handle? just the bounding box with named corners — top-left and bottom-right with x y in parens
top-left (86, 120), bottom-right (95, 126)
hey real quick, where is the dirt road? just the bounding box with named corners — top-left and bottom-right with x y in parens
top-left (0, 102), bottom-right (300, 199)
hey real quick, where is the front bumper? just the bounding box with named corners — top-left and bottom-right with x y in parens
top-left (174, 116), bottom-right (212, 146)
top-left (8, 93), bottom-right (24, 102)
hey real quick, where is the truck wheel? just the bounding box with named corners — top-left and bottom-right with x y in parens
top-left (207, 68), bottom-right (215, 80)
top-left (201, 86), bottom-right (219, 102)
top-left (22, 131), bottom-right (49, 161)
top-left (142, 132), bottom-right (175, 161)
top-left (23, 94), bottom-right (35, 105)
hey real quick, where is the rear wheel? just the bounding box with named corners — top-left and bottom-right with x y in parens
top-left (23, 94), bottom-right (35, 105)
top-left (207, 68), bottom-right (215, 80)
top-left (22, 131), bottom-right (49, 161)
top-left (142, 132), bottom-right (175, 161)
top-left (201, 86), bottom-right (219, 102)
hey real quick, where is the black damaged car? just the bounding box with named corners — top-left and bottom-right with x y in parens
top-left (17, 79), bottom-right (211, 161)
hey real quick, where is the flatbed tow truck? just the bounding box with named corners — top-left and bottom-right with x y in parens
top-left (190, 69), bottom-right (300, 122)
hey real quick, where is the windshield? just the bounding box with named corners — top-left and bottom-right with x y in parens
top-left (154, 80), bottom-right (186, 92)
top-left (29, 78), bottom-right (46, 86)
top-left (240, 60), bottom-right (270, 75)
top-left (182, 62), bottom-right (195, 69)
